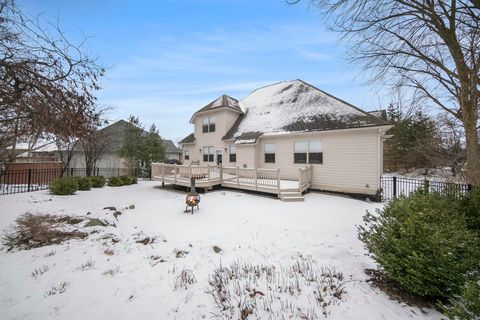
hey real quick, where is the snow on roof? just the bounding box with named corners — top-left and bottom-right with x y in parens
top-left (193, 94), bottom-right (243, 116)
top-left (228, 80), bottom-right (386, 142)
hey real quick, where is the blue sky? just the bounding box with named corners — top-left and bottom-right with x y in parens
top-left (19, 0), bottom-right (390, 142)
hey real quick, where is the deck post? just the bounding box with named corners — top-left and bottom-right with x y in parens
top-left (174, 165), bottom-right (177, 185)
top-left (277, 169), bottom-right (280, 194)
top-left (220, 165), bottom-right (223, 184)
top-left (255, 168), bottom-right (258, 191)
top-left (236, 167), bottom-right (240, 188)
top-left (189, 165), bottom-right (192, 182)
top-left (207, 165), bottom-right (210, 183)
top-left (161, 164), bottom-right (165, 187)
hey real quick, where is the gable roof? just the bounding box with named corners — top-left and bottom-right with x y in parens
top-left (179, 133), bottom-right (195, 144)
top-left (163, 139), bottom-right (180, 154)
top-left (190, 94), bottom-right (243, 123)
top-left (224, 80), bottom-right (388, 144)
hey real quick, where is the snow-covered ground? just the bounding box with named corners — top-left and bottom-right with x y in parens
top-left (0, 181), bottom-right (444, 320)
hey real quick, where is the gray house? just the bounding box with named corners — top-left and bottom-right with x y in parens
top-left (68, 120), bottom-right (180, 169)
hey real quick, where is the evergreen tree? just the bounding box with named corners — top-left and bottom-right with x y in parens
top-left (119, 116), bottom-right (165, 177)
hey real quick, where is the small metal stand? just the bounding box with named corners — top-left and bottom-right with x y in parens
top-left (185, 178), bottom-right (200, 214)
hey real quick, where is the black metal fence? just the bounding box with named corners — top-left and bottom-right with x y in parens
top-left (380, 176), bottom-right (473, 201)
top-left (0, 168), bottom-right (127, 195)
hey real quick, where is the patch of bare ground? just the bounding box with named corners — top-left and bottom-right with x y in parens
top-left (365, 269), bottom-right (441, 310)
top-left (2, 213), bottom-right (88, 250)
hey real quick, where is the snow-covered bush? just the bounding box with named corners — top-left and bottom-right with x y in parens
top-left (50, 176), bottom-right (78, 195)
top-left (443, 279), bottom-right (480, 320)
top-left (90, 176), bottom-right (106, 188)
top-left (358, 191), bottom-right (480, 298)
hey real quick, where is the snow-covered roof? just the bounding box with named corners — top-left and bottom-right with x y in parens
top-left (190, 94), bottom-right (243, 123)
top-left (223, 80), bottom-right (387, 144)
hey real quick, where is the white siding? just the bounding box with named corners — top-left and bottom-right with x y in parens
top-left (255, 128), bottom-right (381, 195)
top-left (236, 145), bottom-right (256, 168)
top-left (182, 108), bottom-right (242, 165)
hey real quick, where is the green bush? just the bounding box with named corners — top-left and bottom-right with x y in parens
top-left (108, 176), bottom-right (124, 187)
top-left (119, 175), bottom-right (133, 185)
top-left (90, 176), bottom-right (106, 188)
top-left (50, 177), bottom-right (78, 195)
top-left (358, 191), bottom-right (480, 298)
top-left (443, 279), bottom-right (480, 320)
top-left (70, 176), bottom-right (92, 191)
top-left (461, 188), bottom-right (480, 232)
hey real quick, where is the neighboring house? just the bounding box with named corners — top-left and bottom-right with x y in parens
top-left (69, 119), bottom-right (180, 169)
top-left (164, 140), bottom-right (182, 161)
top-left (8, 120), bottom-right (180, 169)
top-left (179, 79), bottom-right (391, 196)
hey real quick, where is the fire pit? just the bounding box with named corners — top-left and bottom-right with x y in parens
top-left (185, 178), bottom-right (200, 214)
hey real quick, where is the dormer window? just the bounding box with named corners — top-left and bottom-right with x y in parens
top-left (202, 116), bottom-right (216, 133)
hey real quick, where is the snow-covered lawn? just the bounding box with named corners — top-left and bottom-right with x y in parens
top-left (0, 181), bottom-right (444, 320)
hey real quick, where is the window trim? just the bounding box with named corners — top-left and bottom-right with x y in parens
top-left (184, 148), bottom-right (190, 161)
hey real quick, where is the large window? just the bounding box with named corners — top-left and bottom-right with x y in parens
top-left (294, 140), bottom-right (323, 164)
top-left (293, 141), bottom-right (307, 164)
top-left (202, 116), bottom-right (216, 133)
top-left (203, 146), bottom-right (214, 162)
top-left (229, 145), bottom-right (236, 163)
top-left (264, 143), bottom-right (275, 163)
top-left (184, 148), bottom-right (190, 160)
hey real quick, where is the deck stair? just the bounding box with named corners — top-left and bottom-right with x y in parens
top-left (279, 191), bottom-right (304, 202)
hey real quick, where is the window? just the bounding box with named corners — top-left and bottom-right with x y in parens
top-left (293, 140), bottom-right (323, 164)
top-left (264, 143), bottom-right (275, 163)
top-left (293, 141), bottom-right (307, 164)
top-left (202, 116), bottom-right (216, 133)
top-left (184, 148), bottom-right (190, 160)
top-left (229, 144), bottom-right (236, 163)
top-left (202, 146), bottom-right (214, 162)
top-left (308, 140), bottom-right (323, 164)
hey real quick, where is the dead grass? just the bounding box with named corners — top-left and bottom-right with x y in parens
top-left (2, 214), bottom-right (88, 250)
top-left (174, 268), bottom-right (197, 290)
top-left (31, 265), bottom-right (49, 279)
top-left (208, 257), bottom-right (346, 319)
top-left (76, 259), bottom-right (95, 271)
top-left (45, 281), bottom-right (69, 297)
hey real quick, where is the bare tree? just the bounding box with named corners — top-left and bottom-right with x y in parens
top-left (291, 0), bottom-right (480, 185)
top-left (0, 0), bottom-right (104, 164)
top-left (81, 125), bottom-right (111, 177)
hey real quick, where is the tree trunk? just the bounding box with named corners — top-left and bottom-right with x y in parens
top-left (462, 102), bottom-right (480, 186)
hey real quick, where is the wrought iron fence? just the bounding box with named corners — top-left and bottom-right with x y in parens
top-left (380, 176), bottom-right (473, 201)
top-left (0, 168), bottom-right (128, 195)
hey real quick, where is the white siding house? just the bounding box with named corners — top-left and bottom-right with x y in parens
top-left (179, 80), bottom-right (391, 196)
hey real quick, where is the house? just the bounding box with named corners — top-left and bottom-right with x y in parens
top-left (176, 80), bottom-right (391, 197)
top-left (68, 120), bottom-right (181, 169)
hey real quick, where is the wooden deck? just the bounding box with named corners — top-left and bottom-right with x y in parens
top-left (151, 163), bottom-right (313, 200)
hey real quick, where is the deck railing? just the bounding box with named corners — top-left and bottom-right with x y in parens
top-left (222, 166), bottom-right (281, 192)
top-left (298, 165), bottom-right (313, 192)
top-left (151, 163), bottom-right (313, 195)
